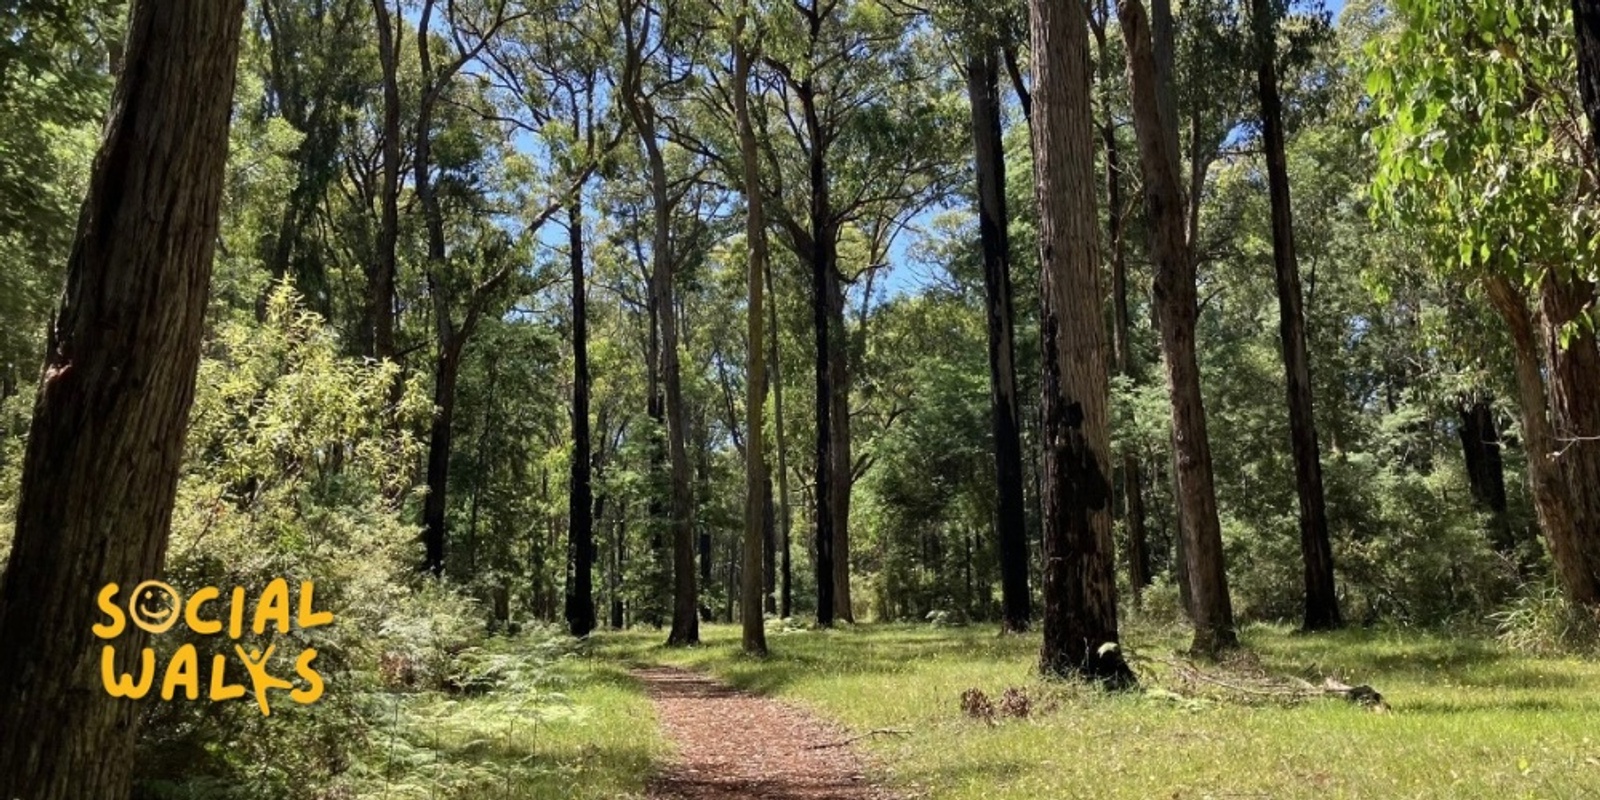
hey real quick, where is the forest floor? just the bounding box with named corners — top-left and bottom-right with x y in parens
top-left (634, 665), bottom-right (899, 799)
top-left (596, 619), bottom-right (1600, 800)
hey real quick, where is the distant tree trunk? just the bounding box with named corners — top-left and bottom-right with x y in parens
top-left (0, 2), bottom-right (245, 797)
top-left (422, 341), bottom-right (462, 575)
top-left (1485, 276), bottom-right (1600, 607)
top-left (1456, 395), bottom-right (1515, 554)
top-left (967, 48), bottom-right (1032, 633)
top-left (1118, 0), bottom-right (1238, 656)
top-left (611, 503), bottom-right (627, 628)
top-left (566, 192), bottom-right (597, 637)
top-left (829, 271), bottom-right (854, 622)
top-left (734, 11), bottom-right (770, 654)
top-left (1029, 0), bottom-right (1135, 687)
top-left (799, 80), bottom-right (837, 628)
top-left (1092, 2), bottom-right (1151, 601)
top-left (1252, 1), bottom-right (1340, 631)
top-left (769, 257), bottom-right (795, 618)
top-left (368, 0), bottom-right (399, 360)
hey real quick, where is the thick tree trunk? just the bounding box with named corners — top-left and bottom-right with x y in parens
top-left (1573, 0), bottom-right (1600, 156)
top-left (1485, 276), bottom-right (1600, 606)
top-left (1537, 273), bottom-right (1600, 604)
top-left (1029, 0), bottom-right (1134, 687)
top-left (800, 82), bottom-right (837, 627)
top-left (734, 12), bottom-right (770, 654)
top-left (1118, 0), bottom-right (1238, 656)
top-left (1093, 4), bottom-right (1151, 600)
top-left (566, 195), bottom-right (597, 637)
top-left (967, 48), bottom-right (1032, 633)
top-left (1253, 6), bottom-right (1341, 631)
top-left (0, 2), bottom-right (245, 796)
top-left (1456, 395), bottom-right (1515, 555)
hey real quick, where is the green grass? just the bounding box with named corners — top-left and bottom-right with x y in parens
top-left (354, 637), bottom-right (664, 800)
top-left (599, 619), bottom-right (1600, 800)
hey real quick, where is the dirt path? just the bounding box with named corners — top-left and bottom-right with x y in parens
top-left (633, 666), bottom-right (903, 800)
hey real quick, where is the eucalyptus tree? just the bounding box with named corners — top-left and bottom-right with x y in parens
top-left (0, 1), bottom-right (247, 796)
top-left (1368, 0), bottom-right (1600, 608)
top-left (1118, 0), bottom-right (1239, 655)
top-left (1029, 0), bottom-right (1134, 686)
top-left (1247, 0), bottom-right (1340, 630)
top-left (754, 0), bottom-right (957, 623)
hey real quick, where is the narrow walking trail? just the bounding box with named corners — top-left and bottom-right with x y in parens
top-left (633, 666), bottom-right (903, 800)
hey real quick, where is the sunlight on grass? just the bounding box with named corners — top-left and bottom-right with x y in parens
top-left (355, 638), bottom-right (663, 800)
top-left (599, 621), bottom-right (1600, 800)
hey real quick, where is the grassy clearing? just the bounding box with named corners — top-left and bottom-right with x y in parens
top-left (600, 620), bottom-right (1600, 800)
top-left (352, 636), bottom-right (663, 800)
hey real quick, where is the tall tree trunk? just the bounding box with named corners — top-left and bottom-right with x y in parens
top-left (612, 503), bottom-right (627, 628)
top-left (1030, 0), bottom-right (1134, 687)
top-left (1537, 273), bottom-right (1600, 604)
top-left (1093, 2), bottom-right (1151, 601)
top-left (967, 48), bottom-right (1032, 633)
top-left (1117, 0), bottom-right (1238, 656)
top-left (768, 258), bottom-right (795, 618)
top-left (1252, 2), bottom-right (1340, 631)
top-left (1456, 395), bottom-right (1515, 555)
top-left (800, 81), bottom-right (837, 627)
top-left (734, 10), bottom-right (771, 654)
top-left (565, 193), bottom-right (597, 636)
top-left (828, 251), bottom-right (854, 622)
top-left (1485, 276), bottom-right (1600, 606)
top-left (368, 0), bottom-right (399, 360)
top-left (0, 2), bottom-right (245, 796)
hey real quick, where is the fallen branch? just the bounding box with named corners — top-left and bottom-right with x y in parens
top-left (806, 727), bottom-right (911, 749)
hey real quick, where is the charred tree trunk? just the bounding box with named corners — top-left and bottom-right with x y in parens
top-left (1252, 2), bottom-right (1340, 631)
top-left (1456, 395), bottom-right (1515, 554)
top-left (800, 79), bottom-right (837, 627)
top-left (422, 342), bottom-right (461, 576)
top-left (367, 0), bottom-right (399, 360)
top-left (566, 193), bottom-right (597, 637)
top-left (0, 2), bottom-right (245, 796)
top-left (1118, 0), bottom-right (1238, 656)
top-left (967, 48), bottom-right (1032, 633)
top-left (1030, 0), bottom-right (1135, 687)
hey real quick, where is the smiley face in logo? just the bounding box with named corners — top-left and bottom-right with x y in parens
top-left (128, 580), bottom-right (180, 634)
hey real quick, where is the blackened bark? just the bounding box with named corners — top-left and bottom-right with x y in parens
top-left (967, 48), bottom-right (1032, 633)
top-left (1118, 0), bottom-right (1238, 655)
top-left (422, 344), bottom-right (460, 576)
top-left (566, 195), bottom-right (597, 637)
top-left (1252, 3), bottom-right (1340, 630)
top-left (0, 1), bottom-right (245, 796)
top-left (1456, 396), bottom-right (1515, 554)
top-left (368, 0), bottom-right (399, 360)
top-left (1573, 0), bottom-right (1600, 155)
top-left (1030, 0), bottom-right (1134, 687)
top-left (800, 77), bottom-right (837, 627)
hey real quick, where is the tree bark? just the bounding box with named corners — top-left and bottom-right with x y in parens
top-left (566, 192), bottom-right (597, 637)
top-left (1252, 2), bottom-right (1341, 631)
top-left (768, 257), bottom-right (795, 619)
top-left (829, 247), bottom-right (854, 622)
top-left (734, 8), bottom-right (770, 654)
top-left (1485, 275), bottom-right (1600, 606)
top-left (1456, 395), bottom-right (1515, 555)
top-left (1093, 1), bottom-right (1152, 601)
top-left (1117, 0), bottom-right (1238, 656)
top-left (967, 48), bottom-right (1032, 633)
top-left (368, 0), bottom-right (400, 360)
top-left (0, 1), bottom-right (245, 796)
top-left (1029, 0), bottom-right (1134, 687)
top-left (798, 77), bottom-right (837, 627)
top-left (1573, 0), bottom-right (1600, 156)
top-left (1537, 272), bottom-right (1600, 605)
